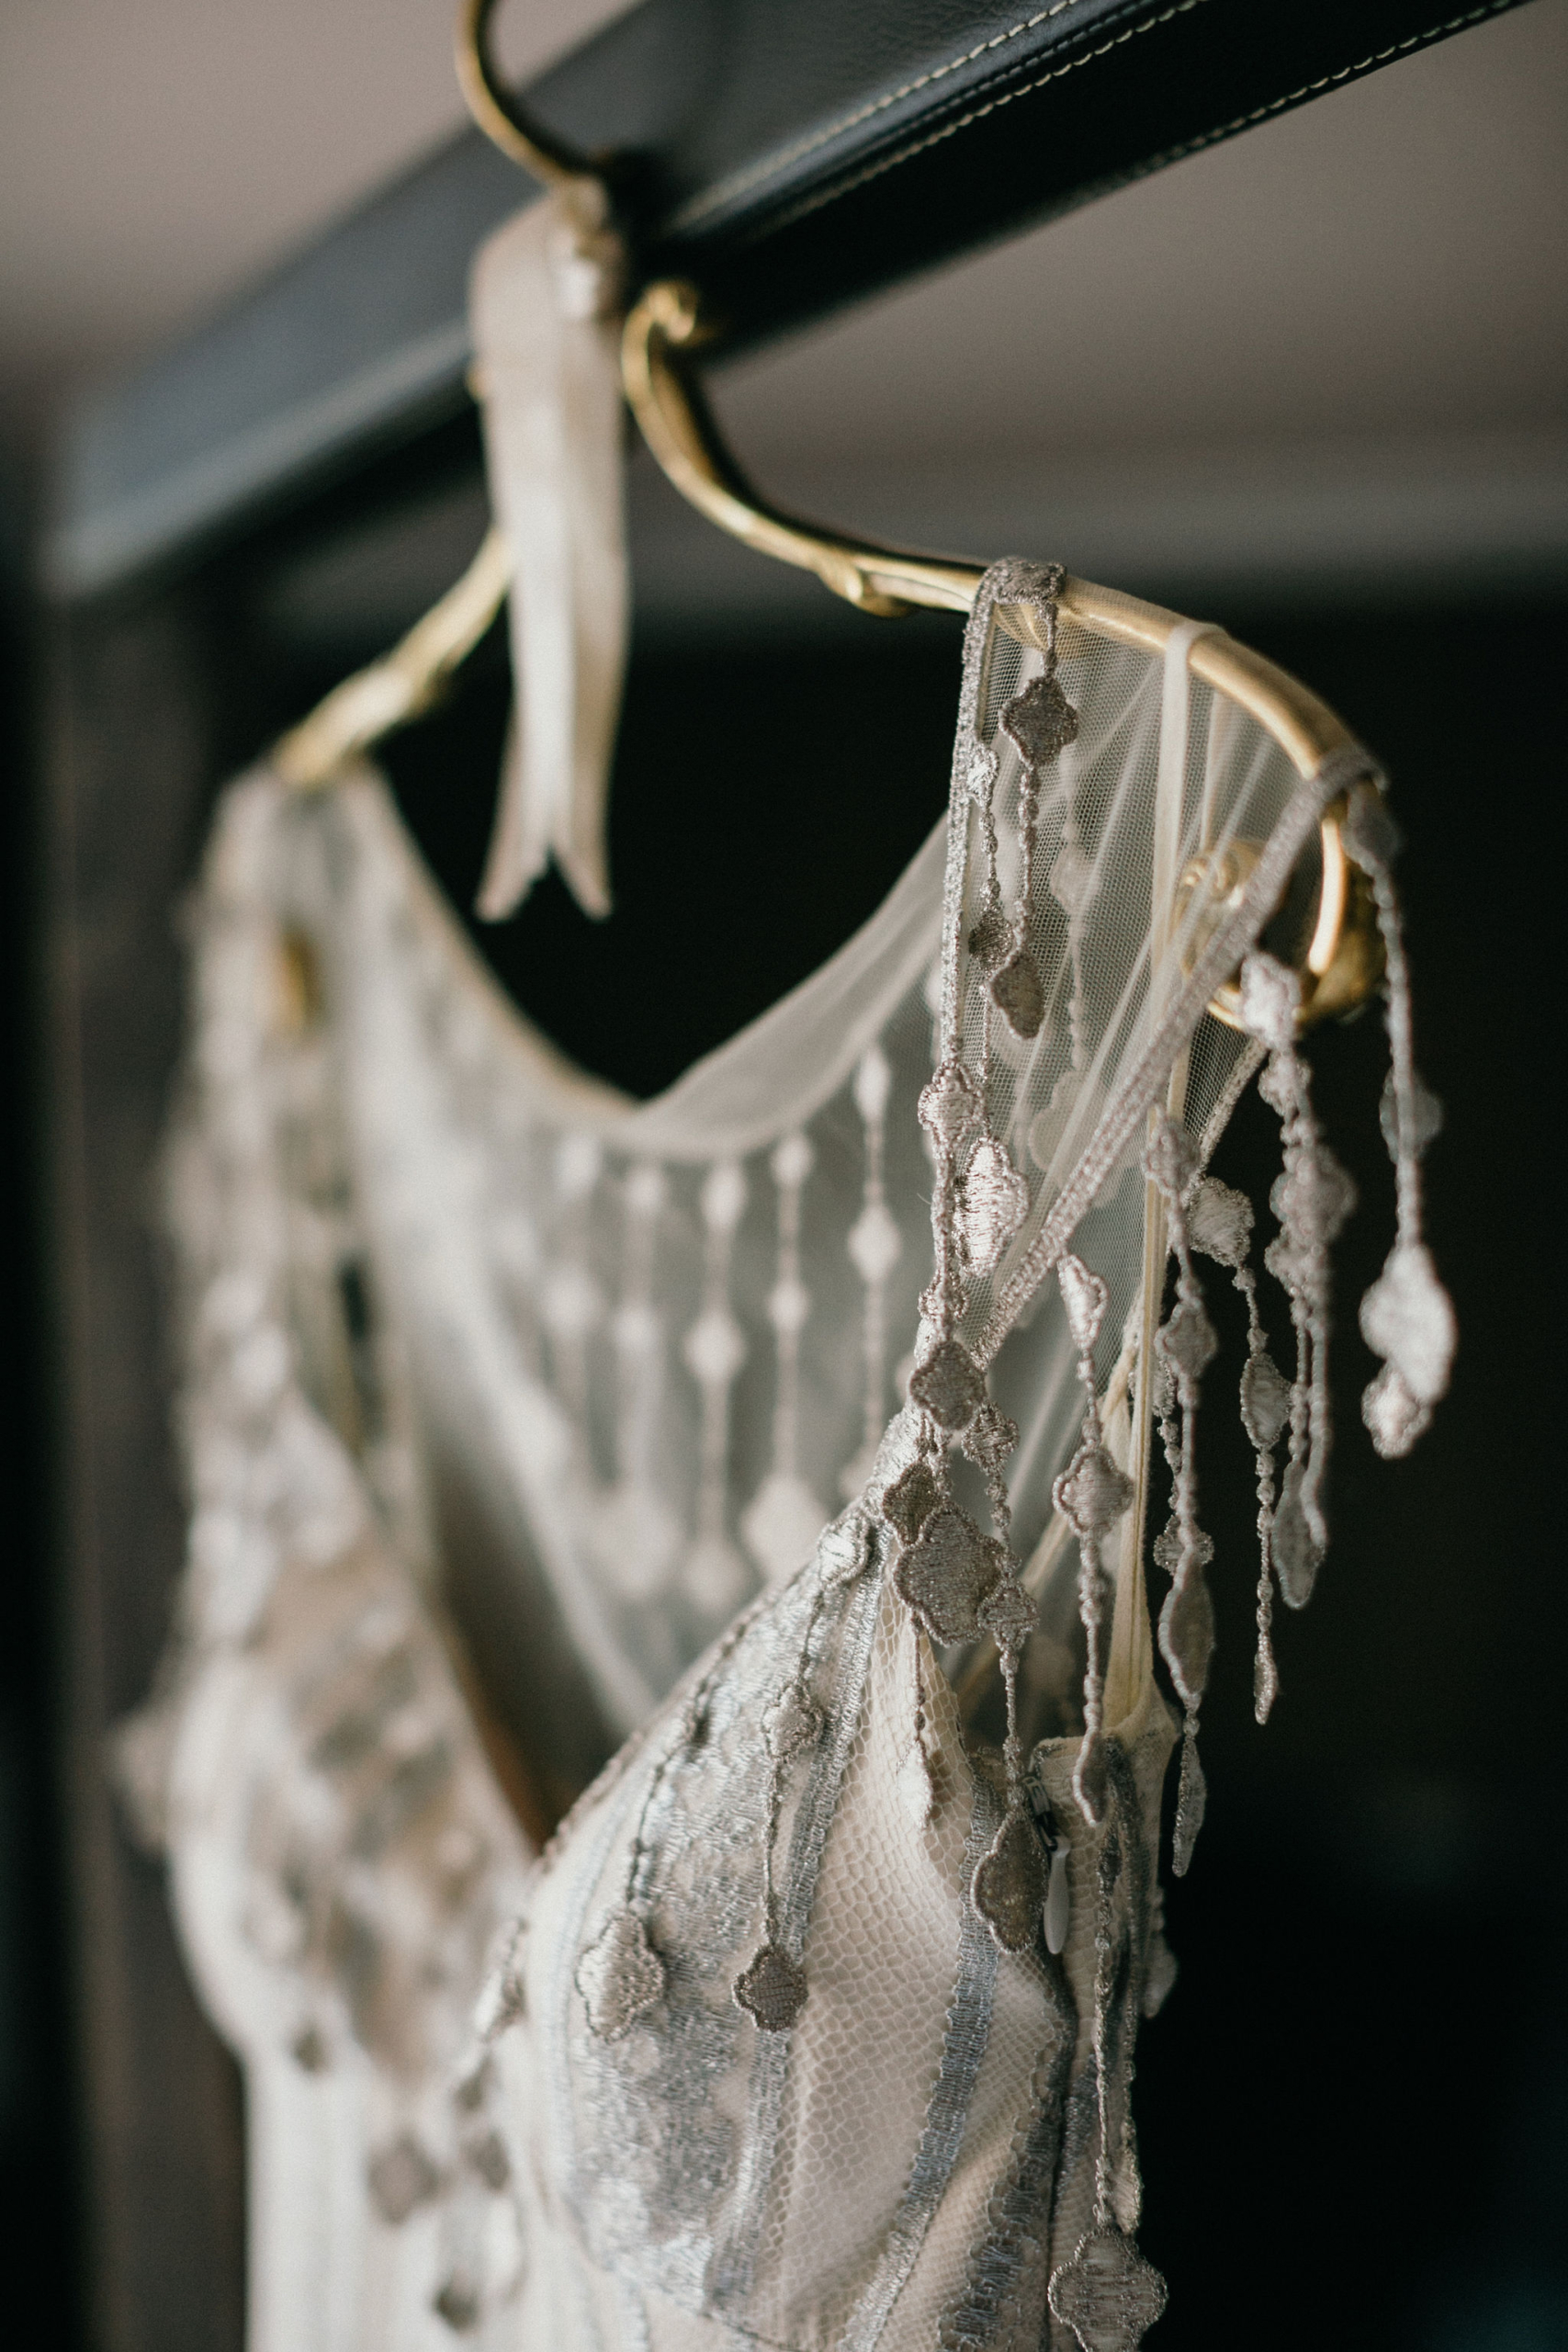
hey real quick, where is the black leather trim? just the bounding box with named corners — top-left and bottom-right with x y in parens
top-left (50, 0), bottom-right (1532, 597)
top-left (633, 0), bottom-right (1527, 337)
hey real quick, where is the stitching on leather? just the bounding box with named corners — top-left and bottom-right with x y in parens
top-left (744, 0), bottom-right (1203, 238)
top-left (1089, 1), bottom-right (1519, 180)
top-left (732, 0), bottom-right (1515, 249)
top-left (668, 0), bottom-right (1098, 232)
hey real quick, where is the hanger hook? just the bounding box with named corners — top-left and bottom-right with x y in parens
top-left (456, 0), bottom-right (604, 194)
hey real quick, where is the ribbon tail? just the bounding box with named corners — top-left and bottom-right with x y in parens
top-left (469, 196), bottom-right (628, 923)
top-left (474, 704), bottom-right (549, 922)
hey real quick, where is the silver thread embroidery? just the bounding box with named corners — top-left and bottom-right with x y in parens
top-left (1143, 1115), bottom-right (1217, 1875)
top-left (730, 1555), bottom-right (844, 2032)
top-left (1186, 1172), bottom-right (1290, 1723)
top-left (1051, 1253), bottom-right (1134, 1827)
top-left (577, 1599), bottom-right (761, 2045)
top-left (1239, 952), bottom-right (1356, 1610)
top-left (575, 1906), bottom-right (665, 2041)
top-left (892, 562), bottom-right (1076, 1949)
top-left (989, 579), bottom-right (1077, 1042)
top-left (1046, 1787), bottom-right (1168, 2352)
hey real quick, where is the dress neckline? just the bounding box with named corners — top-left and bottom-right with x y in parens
top-left (333, 757), bottom-right (950, 1164)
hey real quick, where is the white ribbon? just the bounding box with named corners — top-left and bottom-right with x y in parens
top-left (469, 189), bottom-right (629, 920)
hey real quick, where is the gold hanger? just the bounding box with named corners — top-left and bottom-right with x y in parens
top-left (273, 0), bottom-right (1381, 1027)
top-left (455, 0), bottom-right (604, 195)
top-left (272, 526), bottom-right (511, 788)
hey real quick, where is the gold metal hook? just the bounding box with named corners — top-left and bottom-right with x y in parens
top-left (456, 0), bottom-right (604, 194)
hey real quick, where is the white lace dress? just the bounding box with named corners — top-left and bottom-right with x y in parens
top-left (124, 561), bottom-right (1442, 2350)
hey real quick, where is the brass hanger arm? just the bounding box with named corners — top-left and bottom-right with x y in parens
top-left (269, 277), bottom-right (1371, 1018)
top-left (273, 526), bottom-right (512, 790)
top-left (446, 6), bottom-right (1355, 784)
top-left (621, 282), bottom-right (979, 620)
top-left (622, 281), bottom-right (1354, 774)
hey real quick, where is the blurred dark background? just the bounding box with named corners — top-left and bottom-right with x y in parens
top-left (2, 3), bottom-right (1565, 2346)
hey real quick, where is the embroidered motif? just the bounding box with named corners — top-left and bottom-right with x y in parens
top-left (972, 1809), bottom-right (1047, 1954)
top-left (895, 1507), bottom-right (1007, 1646)
top-left (959, 1136), bottom-right (1028, 1272)
top-left (576, 1909), bottom-right (664, 2041)
top-left (367, 2133), bottom-right (443, 2226)
top-left (882, 1455), bottom-right (942, 1544)
top-left (990, 948), bottom-right (1048, 1042)
top-left (999, 671), bottom-right (1078, 767)
top-left (733, 1943), bottom-right (807, 2032)
top-left (908, 1336), bottom-right (987, 1433)
top-left (1048, 2226), bottom-right (1168, 2352)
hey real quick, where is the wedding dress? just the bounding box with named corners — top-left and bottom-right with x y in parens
top-left (121, 560), bottom-right (1451, 2350)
